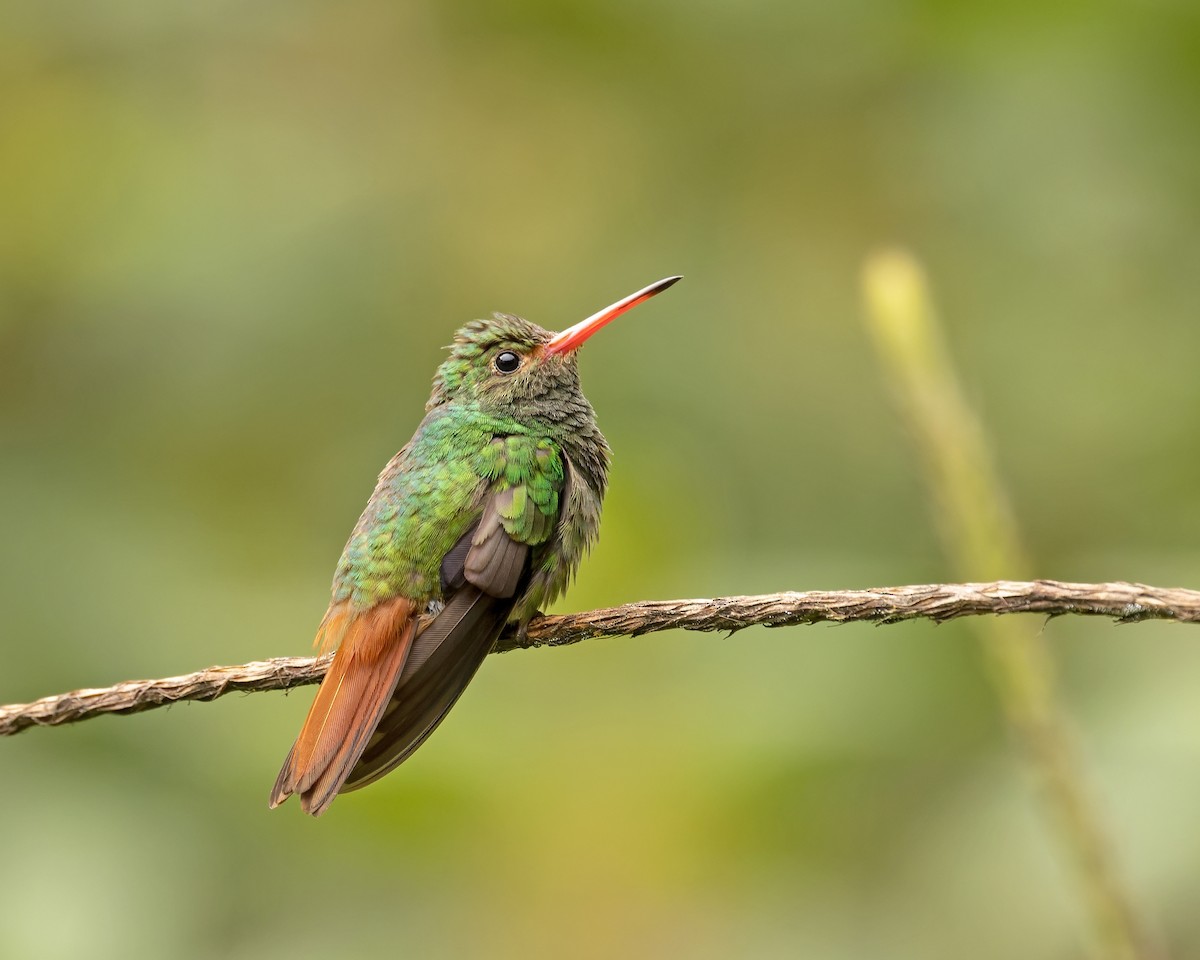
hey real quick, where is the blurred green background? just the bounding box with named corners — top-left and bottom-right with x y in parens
top-left (3, 2), bottom-right (1199, 958)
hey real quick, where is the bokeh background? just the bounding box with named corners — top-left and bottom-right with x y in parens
top-left (3, 3), bottom-right (1199, 958)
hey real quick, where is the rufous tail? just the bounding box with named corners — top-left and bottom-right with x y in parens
top-left (269, 596), bottom-right (416, 816)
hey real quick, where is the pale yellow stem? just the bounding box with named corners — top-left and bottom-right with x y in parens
top-left (863, 249), bottom-right (1161, 960)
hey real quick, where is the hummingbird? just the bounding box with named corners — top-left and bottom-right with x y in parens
top-left (270, 276), bottom-right (681, 815)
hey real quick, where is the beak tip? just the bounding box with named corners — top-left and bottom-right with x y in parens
top-left (546, 274), bottom-right (682, 355)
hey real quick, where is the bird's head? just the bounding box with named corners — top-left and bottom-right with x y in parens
top-left (427, 276), bottom-right (681, 415)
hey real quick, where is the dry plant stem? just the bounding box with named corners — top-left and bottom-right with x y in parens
top-left (864, 251), bottom-right (1162, 960)
top-left (2, 579), bottom-right (1198, 738)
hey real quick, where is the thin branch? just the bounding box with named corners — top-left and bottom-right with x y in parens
top-left (2, 579), bottom-right (1197, 738)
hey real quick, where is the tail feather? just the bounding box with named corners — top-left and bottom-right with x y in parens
top-left (269, 596), bottom-right (417, 816)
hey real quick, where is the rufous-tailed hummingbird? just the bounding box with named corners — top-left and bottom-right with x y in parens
top-left (270, 276), bottom-right (681, 815)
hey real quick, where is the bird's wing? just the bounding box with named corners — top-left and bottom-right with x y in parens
top-left (341, 442), bottom-right (565, 793)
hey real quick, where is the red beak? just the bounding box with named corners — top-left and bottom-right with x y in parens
top-left (544, 276), bottom-right (682, 356)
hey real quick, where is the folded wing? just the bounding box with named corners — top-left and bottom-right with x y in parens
top-left (340, 487), bottom-right (535, 792)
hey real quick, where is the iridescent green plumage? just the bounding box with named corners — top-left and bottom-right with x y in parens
top-left (329, 313), bottom-right (606, 622)
top-left (270, 278), bottom-right (678, 816)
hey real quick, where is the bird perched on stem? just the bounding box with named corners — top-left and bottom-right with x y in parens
top-left (270, 276), bottom-right (681, 815)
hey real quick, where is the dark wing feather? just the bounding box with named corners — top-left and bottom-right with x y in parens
top-left (439, 523), bottom-right (475, 593)
top-left (464, 486), bottom-right (528, 598)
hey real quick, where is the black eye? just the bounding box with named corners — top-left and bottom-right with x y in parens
top-left (494, 351), bottom-right (521, 374)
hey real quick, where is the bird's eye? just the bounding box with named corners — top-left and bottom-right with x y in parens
top-left (494, 351), bottom-right (521, 374)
